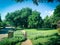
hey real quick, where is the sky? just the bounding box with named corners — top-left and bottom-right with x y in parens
top-left (0, 0), bottom-right (60, 20)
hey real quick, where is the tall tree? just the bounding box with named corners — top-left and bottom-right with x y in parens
top-left (43, 15), bottom-right (52, 28)
top-left (0, 14), bottom-right (2, 22)
top-left (5, 8), bottom-right (32, 28)
top-left (20, 8), bottom-right (32, 28)
top-left (49, 4), bottom-right (60, 29)
top-left (5, 11), bottom-right (21, 28)
top-left (0, 14), bottom-right (2, 29)
top-left (53, 4), bottom-right (60, 23)
top-left (28, 11), bottom-right (43, 28)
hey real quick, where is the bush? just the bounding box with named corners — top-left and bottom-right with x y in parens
top-left (46, 36), bottom-right (60, 45)
top-left (0, 30), bottom-right (26, 45)
top-left (0, 37), bottom-right (25, 45)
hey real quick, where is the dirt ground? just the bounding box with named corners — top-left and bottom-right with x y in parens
top-left (21, 30), bottom-right (32, 45)
top-left (21, 39), bottom-right (32, 45)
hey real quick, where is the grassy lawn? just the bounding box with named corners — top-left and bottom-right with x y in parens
top-left (14, 29), bottom-right (57, 39)
top-left (14, 29), bottom-right (58, 45)
top-left (0, 29), bottom-right (58, 45)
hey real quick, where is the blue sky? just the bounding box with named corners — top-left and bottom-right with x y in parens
top-left (0, 0), bottom-right (60, 20)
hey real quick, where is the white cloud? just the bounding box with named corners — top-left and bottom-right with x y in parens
top-left (45, 10), bottom-right (54, 16)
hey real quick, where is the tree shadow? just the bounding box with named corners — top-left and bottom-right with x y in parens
top-left (0, 28), bottom-right (14, 34)
top-left (36, 28), bottom-right (55, 30)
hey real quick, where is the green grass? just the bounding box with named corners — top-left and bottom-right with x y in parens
top-left (0, 37), bottom-right (21, 45)
top-left (25, 29), bottom-right (57, 39)
top-left (0, 30), bottom-right (25, 45)
top-left (14, 29), bottom-right (57, 38)
top-left (0, 29), bottom-right (58, 45)
top-left (14, 29), bottom-right (57, 45)
top-left (25, 29), bottom-right (57, 45)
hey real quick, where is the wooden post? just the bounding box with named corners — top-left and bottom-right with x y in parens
top-left (8, 30), bottom-right (14, 38)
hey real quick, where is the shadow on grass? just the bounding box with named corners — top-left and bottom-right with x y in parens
top-left (36, 28), bottom-right (55, 30)
top-left (15, 28), bottom-right (24, 30)
top-left (0, 28), bottom-right (24, 34)
top-left (0, 28), bottom-right (15, 34)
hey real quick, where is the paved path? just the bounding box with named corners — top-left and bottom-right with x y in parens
top-left (0, 34), bottom-right (8, 41)
top-left (21, 39), bottom-right (32, 45)
top-left (0, 28), bottom-right (13, 41)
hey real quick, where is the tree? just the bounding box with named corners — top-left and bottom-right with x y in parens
top-left (15, 0), bottom-right (60, 5)
top-left (48, 4), bottom-right (60, 29)
top-left (5, 11), bottom-right (21, 28)
top-left (20, 8), bottom-right (32, 28)
top-left (49, 15), bottom-right (57, 29)
top-left (0, 14), bottom-right (1, 21)
top-left (13, 8), bottom-right (32, 28)
top-left (43, 15), bottom-right (52, 28)
top-left (0, 14), bottom-right (3, 29)
top-left (5, 8), bottom-right (43, 28)
top-left (50, 4), bottom-right (60, 29)
top-left (5, 8), bottom-right (32, 28)
top-left (46, 35), bottom-right (60, 45)
top-left (53, 4), bottom-right (60, 23)
top-left (28, 11), bottom-right (43, 28)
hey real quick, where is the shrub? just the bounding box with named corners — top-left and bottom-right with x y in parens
top-left (0, 37), bottom-right (25, 45)
top-left (46, 36), bottom-right (60, 45)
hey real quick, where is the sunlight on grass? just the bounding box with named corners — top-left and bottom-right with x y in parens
top-left (13, 29), bottom-right (57, 45)
top-left (14, 29), bottom-right (57, 39)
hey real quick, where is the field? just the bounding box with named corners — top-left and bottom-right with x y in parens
top-left (14, 29), bottom-right (57, 45)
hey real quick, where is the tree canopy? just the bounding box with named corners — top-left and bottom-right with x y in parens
top-left (5, 4), bottom-right (60, 29)
top-left (0, 14), bottom-right (2, 22)
top-left (5, 8), bottom-right (43, 28)
top-left (0, 14), bottom-right (2, 28)
top-left (28, 11), bottom-right (43, 28)
top-left (52, 4), bottom-right (60, 24)
top-left (15, 0), bottom-right (60, 5)
top-left (43, 15), bottom-right (52, 28)
top-left (0, 14), bottom-right (5, 29)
